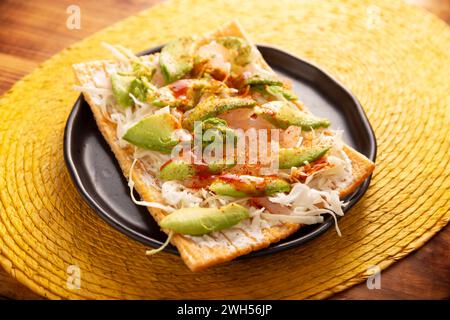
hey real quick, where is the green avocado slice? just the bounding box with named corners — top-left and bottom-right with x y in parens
top-left (245, 73), bottom-right (283, 86)
top-left (159, 159), bottom-right (236, 181)
top-left (252, 84), bottom-right (298, 101)
top-left (111, 73), bottom-right (135, 108)
top-left (216, 36), bottom-right (253, 66)
top-left (254, 101), bottom-right (330, 130)
top-left (206, 160), bottom-right (236, 174)
top-left (209, 182), bottom-right (248, 198)
top-left (122, 113), bottom-right (179, 153)
top-left (111, 73), bottom-right (149, 107)
top-left (182, 97), bottom-right (256, 130)
top-left (278, 146), bottom-right (330, 169)
top-left (160, 37), bottom-right (197, 84)
top-left (266, 85), bottom-right (298, 101)
top-left (196, 117), bottom-right (237, 147)
top-left (159, 161), bottom-right (196, 181)
top-left (165, 79), bottom-right (229, 110)
top-left (265, 179), bottom-right (293, 195)
top-left (209, 175), bottom-right (291, 198)
top-left (160, 203), bottom-right (250, 236)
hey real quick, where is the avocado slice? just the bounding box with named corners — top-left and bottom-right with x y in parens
top-left (147, 86), bottom-right (179, 108)
top-left (245, 73), bottom-right (283, 86)
top-left (132, 60), bottom-right (156, 80)
top-left (166, 79), bottom-right (228, 110)
top-left (216, 36), bottom-right (253, 66)
top-left (254, 101), bottom-right (330, 130)
top-left (209, 181), bottom-right (248, 198)
top-left (160, 203), bottom-right (250, 236)
top-left (278, 146), bottom-right (330, 169)
top-left (111, 73), bottom-right (150, 107)
top-left (196, 117), bottom-right (237, 147)
top-left (159, 159), bottom-right (236, 181)
top-left (206, 159), bottom-right (236, 174)
top-left (182, 97), bottom-right (256, 130)
top-left (123, 113), bottom-right (179, 153)
top-left (159, 160), bottom-right (196, 181)
top-left (252, 84), bottom-right (298, 101)
top-left (159, 37), bottom-right (196, 84)
top-left (266, 85), bottom-right (297, 101)
top-left (265, 178), bottom-right (293, 195)
top-left (209, 175), bottom-right (291, 198)
top-left (129, 78), bottom-right (147, 102)
top-left (111, 73), bottom-right (135, 108)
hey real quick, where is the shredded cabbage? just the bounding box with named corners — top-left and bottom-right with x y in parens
top-left (161, 181), bottom-right (203, 208)
top-left (267, 183), bottom-right (345, 236)
top-left (128, 159), bottom-right (175, 212)
top-left (146, 231), bottom-right (174, 255)
top-left (129, 93), bottom-right (150, 108)
top-left (306, 130), bottom-right (353, 191)
top-left (102, 42), bottom-right (137, 63)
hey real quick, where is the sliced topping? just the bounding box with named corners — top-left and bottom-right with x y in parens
top-left (147, 86), bottom-right (179, 107)
top-left (245, 73), bottom-right (282, 86)
top-left (278, 146), bottom-right (330, 169)
top-left (219, 108), bottom-right (275, 130)
top-left (159, 159), bottom-right (236, 181)
top-left (196, 117), bottom-right (236, 147)
top-left (159, 161), bottom-right (196, 181)
top-left (160, 37), bottom-right (197, 84)
top-left (265, 178), bottom-right (292, 195)
top-left (209, 174), bottom-right (291, 198)
top-left (266, 85), bottom-right (297, 100)
top-left (195, 41), bottom-right (231, 80)
top-left (111, 73), bottom-right (135, 107)
top-left (131, 58), bottom-right (156, 80)
top-left (193, 37), bottom-right (254, 80)
top-left (254, 101), bottom-right (330, 130)
top-left (253, 84), bottom-right (297, 101)
top-left (182, 96), bottom-right (256, 130)
top-left (128, 78), bottom-right (147, 102)
top-left (206, 159), bottom-right (236, 174)
top-left (111, 73), bottom-right (160, 107)
top-left (216, 36), bottom-right (253, 66)
top-left (168, 79), bottom-right (230, 110)
top-left (123, 113), bottom-right (179, 153)
top-left (250, 197), bottom-right (292, 214)
top-left (160, 203), bottom-right (250, 236)
top-left (290, 156), bottom-right (331, 182)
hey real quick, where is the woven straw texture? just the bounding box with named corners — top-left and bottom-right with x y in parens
top-left (0, 0), bottom-right (449, 299)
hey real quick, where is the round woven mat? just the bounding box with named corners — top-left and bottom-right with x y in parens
top-left (0, 0), bottom-right (449, 299)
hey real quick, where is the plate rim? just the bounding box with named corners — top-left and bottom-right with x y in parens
top-left (64, 44), bottom-right (377, 257)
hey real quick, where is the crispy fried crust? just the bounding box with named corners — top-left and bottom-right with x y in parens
top-left (72, 21), bottom-right (375, 271)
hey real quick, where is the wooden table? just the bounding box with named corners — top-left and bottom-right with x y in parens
top-left (0, 0), bottom-right (448, 300)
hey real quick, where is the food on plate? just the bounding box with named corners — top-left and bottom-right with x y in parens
top-left (73, 21), bottom-right (375, 271)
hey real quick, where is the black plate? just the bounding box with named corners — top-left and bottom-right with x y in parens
top-left (64, 45), bottom-right (376, 256)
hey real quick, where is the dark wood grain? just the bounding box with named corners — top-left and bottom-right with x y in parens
top-left (0, 0), bottom-right (448, 300)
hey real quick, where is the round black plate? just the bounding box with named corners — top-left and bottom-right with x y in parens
top-left (64, 45), bottom-right (376, 256)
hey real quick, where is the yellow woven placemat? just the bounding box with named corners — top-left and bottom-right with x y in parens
top-left (0, 0), bottom-right (449, 299)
